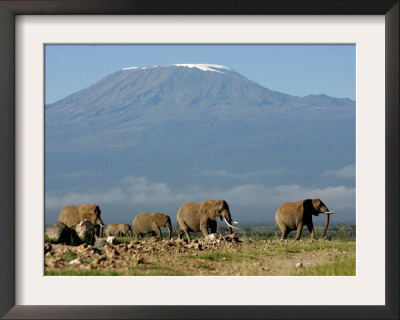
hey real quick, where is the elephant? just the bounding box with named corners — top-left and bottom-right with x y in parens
top-left (133, 212), bottom-right (172, 241)
top-left (115, 224), bottom-right (133, 237)
top-left (105, 223), bottom-right (118, 237)
top-left (59, 203), bottom-right (105, 237)
top-left (175, 200), bottom-right (239, 243)
top-left (275, 199), bottom-right (334, 240)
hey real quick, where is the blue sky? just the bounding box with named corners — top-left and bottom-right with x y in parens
top-left (45, 44), bottom-right (356, 225)
top-left (45, 44), bottom-right (355, 104)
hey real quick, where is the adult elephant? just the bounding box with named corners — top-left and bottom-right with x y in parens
top-left (105, 223), bottom-right (118, 237)
top-left (116, 224), bottom-right (133, 237)
top-left (132, 212), bottom-right (172, 241)
top-left (59, 203), bottom-right (105, 236)
top-left (275, 199), bottom-right (334, 240)
top-left (175, 200), bottom-right (239, 243)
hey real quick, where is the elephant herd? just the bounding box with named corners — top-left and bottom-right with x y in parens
top-left (58, 198), bottom-right (334, 243)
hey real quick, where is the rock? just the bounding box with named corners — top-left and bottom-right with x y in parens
top-left (205, 234), bottom-right (217, 241)
top-left (296, 262), bottom-right (303, 268)
top-left (105, 245), bottom-right (120, 260)
top-left (71, 220), bottom-right (96, 245)
top-left (45, 222), bottom-right (80, 245)
top-left (226, 234), bottom-right (240, 242)
top-left (136, 256), bottom-right (144, 265)
top-left (94, 239), bottom-right (107, 248)
top-left (69, 258), bottom-right (83, 265)
top-left (107, 236), bottom-right (116, 245)
top-left (44, 243), bottom-right (52, 254)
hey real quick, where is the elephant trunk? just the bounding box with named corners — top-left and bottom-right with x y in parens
top-left (322, 212), bottom-right (330, 238)
top-left (221, 209), bottom-right (240, 233)
top-left (95, 217), bottom-right (104, 227)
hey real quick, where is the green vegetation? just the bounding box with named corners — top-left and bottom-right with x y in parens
top-left (114, 237), bottom-right (133, 244)
top-left (61, 251), bottom-right (77, 262)
top-left (301, 257), bottom-right (356, 276)
top-left (197, 252), bottom-right (236, 261)
top-left (46, 223), bottom-right (356, 276)
top-left (229, 223), bottom-right (356, 241)
top-left (45, 262), bottom-right (185, 276)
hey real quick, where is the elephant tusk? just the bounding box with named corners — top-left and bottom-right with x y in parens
top-left (318, 210), bottom-right (334, 216)
top-left (224, 217), bottom-right (239, 229)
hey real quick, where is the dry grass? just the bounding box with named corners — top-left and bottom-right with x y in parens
top-left (45, 236), bottom-right (356, 276)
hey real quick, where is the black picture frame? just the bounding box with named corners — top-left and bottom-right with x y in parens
top-left (0, 0), bottom-right (398, 319)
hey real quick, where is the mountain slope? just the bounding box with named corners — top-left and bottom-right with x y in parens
top-left (45, 64), bottom-right (356, 223)
top-left (45, 64), bottom-right (354, 153)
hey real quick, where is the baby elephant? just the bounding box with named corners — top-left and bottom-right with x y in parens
top-left (116, 224), bottom-right (133, 237)
top-left (132, 212), bottom-right (172, 241)
top-left (105, 223), bottom-right (118, 237)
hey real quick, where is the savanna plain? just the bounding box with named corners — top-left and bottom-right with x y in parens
top-left (45, 224), bottom-right (356, 276)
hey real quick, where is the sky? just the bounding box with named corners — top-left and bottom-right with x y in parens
top-left (45, 44), bottom-right (355, 104)
top-left (45, 44), bottom-right (356, 226)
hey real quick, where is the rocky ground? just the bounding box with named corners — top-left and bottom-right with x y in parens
top-left (44, 233), bottom-right (356, 276)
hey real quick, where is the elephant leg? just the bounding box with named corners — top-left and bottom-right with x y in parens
top-left (278, 224), bottom-right (287, 240)
top-left (295, 223), bottom-right (304, 240)
top-left (177, 229), bottom-right (182, 240)
top-left (154, 227), bottom-right (163, 240)
top-left (283, 228), bottom-right (291, 239)
top-left (209, 220), bottom-right (217, 234)
top-left (200, 223), bottom-right (209, 237)
top-left (179, 223), bottom-right (192, 243)
top-left (184, 230), bottom-right (192, 243)
top-left (306, 222), bottom-right (317, 239)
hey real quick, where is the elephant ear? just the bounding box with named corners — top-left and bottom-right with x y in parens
top-left (312, 199), bottom-right (321, 210)
top-left (303, 199), bottom-right (314, 215)
top-left (216, 200), bottom-right (225, 221)
top-left (160, 214), bottom-right (169, 226)
top-left (201, 202), bottom-right (218, 221)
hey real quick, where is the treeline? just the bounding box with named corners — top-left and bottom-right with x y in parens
top-left (217, 222), bottom-right (356, 240)
top-left (146, 222), bottom-right (355, 241)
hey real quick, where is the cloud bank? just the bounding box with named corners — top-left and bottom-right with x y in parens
top-left (46, 175), bottom-right (355, 223)
top-left (323, 165), bottom-right (356, 179)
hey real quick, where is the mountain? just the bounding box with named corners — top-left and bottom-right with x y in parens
top-left (45, 64), bottom-right (355, 224)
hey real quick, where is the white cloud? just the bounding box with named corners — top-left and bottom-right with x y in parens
top-left (49, 170), bottom-right (102, 179)
top-left (198, 168), bottom-right (283, 179)
top-left (323, 165), bottom-right (356, 179)
top-left (46, 175), bottom-right (355, 222)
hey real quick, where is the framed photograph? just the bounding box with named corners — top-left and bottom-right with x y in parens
top-left (1, 0), bottom-right (398, 319)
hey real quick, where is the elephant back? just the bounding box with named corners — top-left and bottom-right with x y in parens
top-left (177, 202), bottom-right (201, 232)
top-left (105, 223), bottom-right (118, 236)
top-left (133, 212), bottom-right (153, 232)
top-left (177, 202), bottom-right (200, 219)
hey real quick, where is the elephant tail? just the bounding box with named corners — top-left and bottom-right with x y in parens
top-left (172, 220), bottom-right (179, 238)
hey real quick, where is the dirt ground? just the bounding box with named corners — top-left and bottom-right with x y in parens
top-left (44, 234), bottom-right (356, 276)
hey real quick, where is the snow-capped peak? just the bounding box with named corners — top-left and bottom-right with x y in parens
top-left (174, 64), bottom-right (231, 73)
top-left (121, 64), bottom-right (231, 74)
